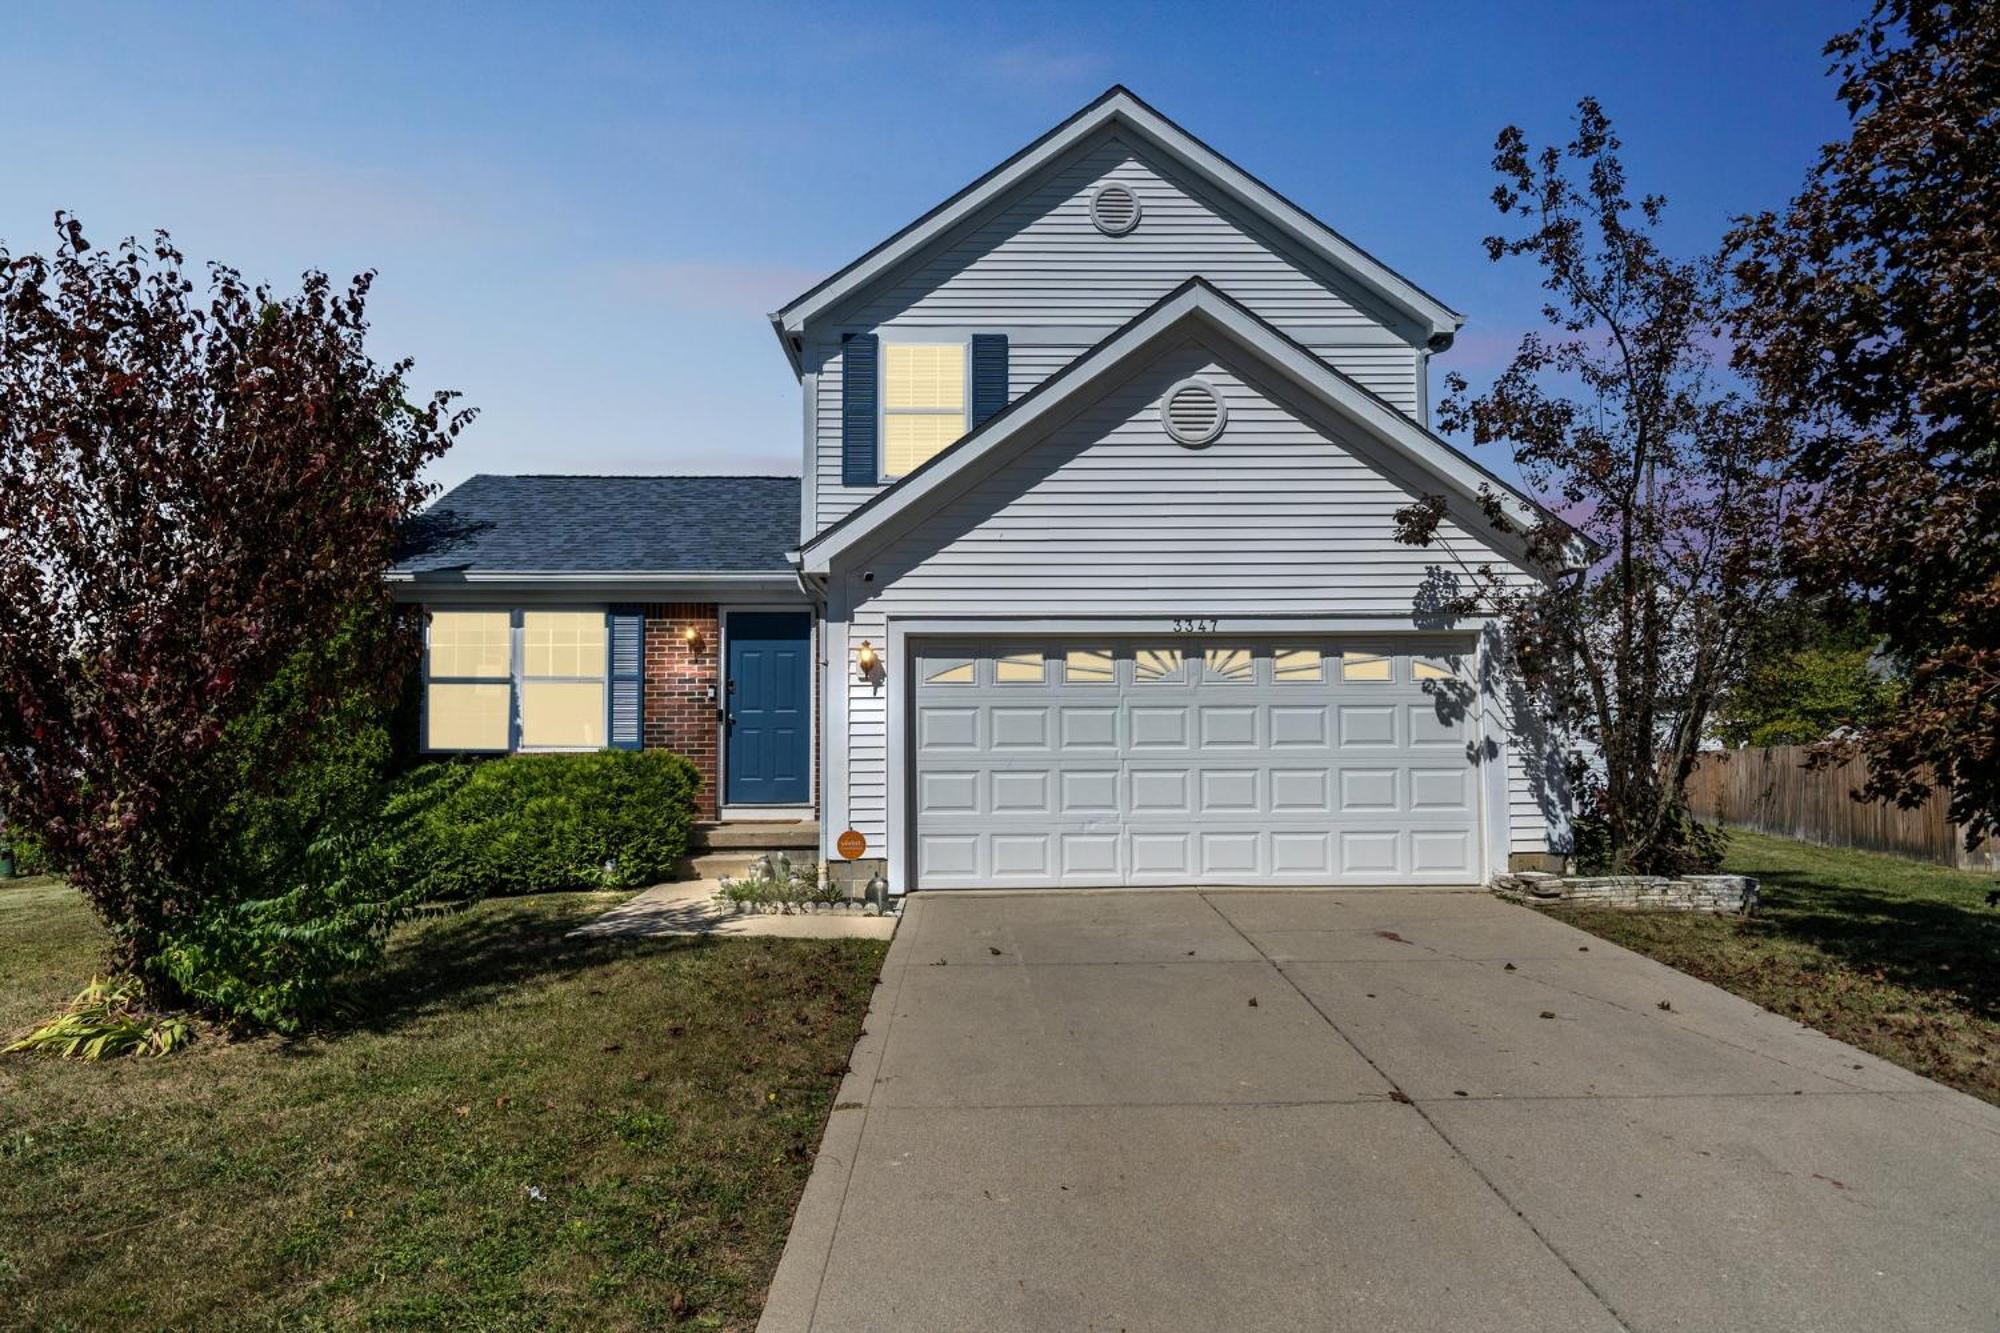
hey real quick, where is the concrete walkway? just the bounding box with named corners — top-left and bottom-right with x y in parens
top-left (759, 888), bottom-right (2000, 1333)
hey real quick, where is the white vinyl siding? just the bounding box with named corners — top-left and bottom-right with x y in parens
top-left (811, 338), bottom-right (1423, 532)
top-left (832, 333), bottom-right (1551, 864)
top-left (802, 126), bottom-right (1431, 534)
top-left (834, 130), bottom-right (1408, 331)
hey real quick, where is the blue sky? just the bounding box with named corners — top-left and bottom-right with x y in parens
top-left (6, 1), bottom-right (1858, 492)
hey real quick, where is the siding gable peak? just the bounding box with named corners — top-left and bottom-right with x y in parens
top-left (769, 88), bottom-right (1463, 370)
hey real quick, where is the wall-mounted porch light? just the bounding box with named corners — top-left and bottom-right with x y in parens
top-left (856, 639), bottom-right (880, 677)
top-left (682, 624), bottom-right (705, 653)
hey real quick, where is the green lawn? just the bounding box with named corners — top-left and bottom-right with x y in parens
top-left (0, 878), bottom-right (888, 1331)
top-left (1550, 830), bottom-right (1999, 1105)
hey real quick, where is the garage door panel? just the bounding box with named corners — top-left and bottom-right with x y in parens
top-left (1059, 769), bottom-right (1119, 813)
top-left (1198, 831), bottom-right (1260, 877)
top-left (1130, 831), bottom-right (1192, 877)
top-left (1339, 768), bottom-right (1400, 813)
top-left (1269, 705), bottom-right (1330, 748)
top-left (1412, 829), bottom-right (1475, 876)
top-left (1129, 768), bottom-right (1192, 814)
top-left (918, 706), bottom-right (980, 750)
top-left (1198, 768), bottom-right (1259, 814)
top-left (992, 834), bottom-right (1051, 877)
top-left (913, 639), bottom-right (1481, 888)
top-left (1059, 833), bottom-right (1121, 878)
top-left (1272, 831), bottom-right (1334, 875)
top-left (1197, 706), bottom-right (1258, 747)
top-left (1410, 767), bottom-right (1472, 811)
top-left (1059, 706), bottom-right (1118, 749)
top-left (1408, 704), bottom-right (1463, 747)
top-left (1337, 705), bottom-right (1398, 747)
top-left (1340, 830), bottom-right (1402, 876)
top-left (1271, 768), bottom-right (1332, 813)
top-left (990, 707), bottom-right (1051, 750)
top-left (920, 833), bottom-right (982, 881)
top-left (990, 769), bottom-right (1052, 814)
top-left (919, 769), bottom-right (980, 814)
top-left (1129, 706), bottom-right (1190, 748)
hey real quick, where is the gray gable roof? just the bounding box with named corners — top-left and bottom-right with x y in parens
top-left (393, 475), bottom-right (799, 576)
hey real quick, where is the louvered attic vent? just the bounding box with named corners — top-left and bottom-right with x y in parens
top-left (1089, 182), bottom-right (1141, 236)
top-left (1162, 378), bottom-right (1226, 447)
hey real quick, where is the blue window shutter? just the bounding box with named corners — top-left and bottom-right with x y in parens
top-left (842, 333), bottom-right (879, 486)
top-left (971, 334), bottom-right (1009, 427)
top-left (607, 607), bottom-right (644, 750)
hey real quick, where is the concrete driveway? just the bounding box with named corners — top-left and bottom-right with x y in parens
top-left (759, 889), bottom-right (2000, 1332)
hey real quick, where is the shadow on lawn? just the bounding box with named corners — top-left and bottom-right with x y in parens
top-left (320, 895), bottom-right (716, 1040)
top-left (1747, 866), bottom-right (2000, 1021)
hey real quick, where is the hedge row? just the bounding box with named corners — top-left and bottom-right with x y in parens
top-left (387, 749), bottom-right (702, 900)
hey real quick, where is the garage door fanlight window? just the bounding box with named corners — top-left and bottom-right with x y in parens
top-left (1274, 648), bottom-right (1323, 682)
top-left (995, 650), bottom-right (1045, 683)
top-left (1134, 647), bottom-right (1185, 682)
top-left (1342, 651), bottom-right (1393, 683)
top-left (1064, 648), bottom-right (1116, 682)
top-left (1202, 647), bottom-right (1253, 682)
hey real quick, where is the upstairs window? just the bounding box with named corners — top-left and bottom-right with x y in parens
top-left (882, 343), bottom-right (966, 478)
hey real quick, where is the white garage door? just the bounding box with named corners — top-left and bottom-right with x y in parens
top-left (912, 639), bottom-right (1482, 888)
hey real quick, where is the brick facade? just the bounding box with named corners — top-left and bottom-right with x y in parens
top-left (642, 603), bottom-right (721, 819)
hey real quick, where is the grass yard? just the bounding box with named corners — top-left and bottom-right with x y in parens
top-left (1550, 830), bottom-right (1999, 1105)
top-left (0, 877), bottom-right (888, 1332)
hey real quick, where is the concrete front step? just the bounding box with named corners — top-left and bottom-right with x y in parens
top-left (691, 821), bottom-right (819, 853)
top-left (687, 852), bottom-right (813, 881)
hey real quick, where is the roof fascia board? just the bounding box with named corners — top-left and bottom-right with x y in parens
top-left (388, 570), bottom-right (801, 596)
top-left (771, 88), bottom-right (1462, 344)
top-left (799, 283), bottom-right (1542, 576)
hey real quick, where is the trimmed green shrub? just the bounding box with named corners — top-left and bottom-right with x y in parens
top-left (392, 750), bottom-right (701, 900)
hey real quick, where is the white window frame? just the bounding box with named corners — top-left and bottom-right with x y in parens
top-left (421, 605), bottom-right (612, 754)
top-left (878, 338), bottom-right (971, 481)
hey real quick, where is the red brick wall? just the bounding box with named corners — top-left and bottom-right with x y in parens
top-left (642, 603), bottom-right (721, 819)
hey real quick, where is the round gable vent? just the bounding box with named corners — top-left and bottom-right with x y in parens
top-left (1161, 377), bottom-right (1226, 447)
top-left (1089, 182), bottom-right (1141, 236)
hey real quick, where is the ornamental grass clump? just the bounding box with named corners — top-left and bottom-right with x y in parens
top-left (6, 976), bottom-right (192, 1060)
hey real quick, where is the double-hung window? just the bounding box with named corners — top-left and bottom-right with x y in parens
top-left (520, 611), bottom-right (608, 748)
top-left (881, 343), bottom-right (966, 478)
top-left (426, 611), bottom-right (512, 750)
top-left (424, 609), bottom-right (610, 752)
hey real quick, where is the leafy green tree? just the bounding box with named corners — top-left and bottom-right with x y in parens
top-left (1716, 603), bottom-right (1895, 747)
top-left (1729, 0), bottom-right (1999, 842)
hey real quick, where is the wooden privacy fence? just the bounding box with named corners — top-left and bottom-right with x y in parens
top-left (1687, 746), bottom-right (1998, 871)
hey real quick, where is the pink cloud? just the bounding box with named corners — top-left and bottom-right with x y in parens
top-left (600, 259), bottom-right (829, 315)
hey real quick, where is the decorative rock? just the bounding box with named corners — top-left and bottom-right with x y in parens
top-left (1492, 872), bottom-right (1758, 914)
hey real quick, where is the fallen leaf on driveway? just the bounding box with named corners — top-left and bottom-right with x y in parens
top-left (1375, 930), bottom-right (1412, 944)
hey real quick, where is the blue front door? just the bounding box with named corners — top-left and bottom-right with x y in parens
top-left (725, 612), bottom-right (811, 806)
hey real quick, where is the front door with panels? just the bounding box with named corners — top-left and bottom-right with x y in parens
top-left (911, 639), bottom-right (1481, 888)
top-left (724, 612), bottom-right (811, 806)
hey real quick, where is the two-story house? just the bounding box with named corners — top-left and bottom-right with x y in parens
top-left (391, 87), bottom-right (1570, 894)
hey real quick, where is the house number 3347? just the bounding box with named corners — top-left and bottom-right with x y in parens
top-left (1171, 617), bottom-right (1218, 633)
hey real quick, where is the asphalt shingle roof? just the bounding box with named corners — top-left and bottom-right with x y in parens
top-left (393, 475), bottom-right (800, 575)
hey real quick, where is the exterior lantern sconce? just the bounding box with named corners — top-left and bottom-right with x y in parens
top-left (682, 624), bottom-right (704, 653)
top-left (856, 639), bottom-right (880, 678)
